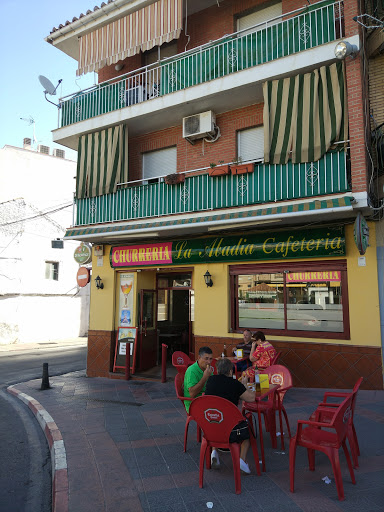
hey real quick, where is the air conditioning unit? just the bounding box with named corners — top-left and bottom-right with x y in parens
top-left (182, 111), bottom-right (216, 140)
top-left (38, 144), bottom-right (50, 155)
top-left (53, 148), bottom-right (65, 159)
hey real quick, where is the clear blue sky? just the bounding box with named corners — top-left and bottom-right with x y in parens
top-left (0, 0), bottom-right (97, 160)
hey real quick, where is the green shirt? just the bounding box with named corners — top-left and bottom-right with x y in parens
top-left (183, 361), bottom-right (206, 413)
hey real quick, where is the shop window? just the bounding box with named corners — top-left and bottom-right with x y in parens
top-left (142, 146), bottom-right (177, 180)
top-left (230, 261), bottom-right (349, 339)
top-left (45, 261), bottom-right (59, 281)
top-left (237, 2), bottom-right (282, 36)
top-left (237, 126), bottom-right (264, 163)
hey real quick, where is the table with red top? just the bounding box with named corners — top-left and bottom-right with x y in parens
top-left (244, 384), bottom-right (280, 472)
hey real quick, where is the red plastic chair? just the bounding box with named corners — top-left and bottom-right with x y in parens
top-left (189, 352), bottom-right (195, 362)
top-left (172, 351), bottom-right (194, 375)
top-left (189, 395), bottom-right (261, 494)
top-left (233, 357), bottom-right (250, 379)
top-left (290, 395), bottom-right (356, 501)
top-left (270, 351), bottom-right (282, 366)
top-left (210, 358), bottom-right (218, 375)
top-left (243, 364), bottom-right (293, 451)
top-left (174, 373), bottom-right (201, 452)
top-left (309, 377), bottom-right (363, 468)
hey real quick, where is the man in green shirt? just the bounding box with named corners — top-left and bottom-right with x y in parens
top-left (183, 346), bottom-right (213, 413)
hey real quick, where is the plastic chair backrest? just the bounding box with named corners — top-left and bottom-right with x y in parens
top-left (189, 395), bottom-right (245, 444)
top-left (261, 364), bottom-right (292, 389)
top-left (350, 377), bottom-right (363, 417)
top-left (175, 372), bottom-right (186, 402)
top-left (329, 395), bottom-right (353, 443)
top-left (172, 351), bottom-right (193, 367)
top-left (210, 359), bottom-right (218, 375)
top-left (270, 351), bottom-right (282, 366)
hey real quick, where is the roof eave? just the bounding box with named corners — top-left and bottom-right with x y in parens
top-left (45, 0), bottom-right (159, 61)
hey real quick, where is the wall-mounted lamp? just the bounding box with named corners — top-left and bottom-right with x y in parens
top-left (334, 41), bottom-right (358, 60)
top-left (115, 63), bottom-right (124, 71)
top-left (204, 270), bottom-right (213, 287)
top-left (95, 275), bottom-right (104, 289)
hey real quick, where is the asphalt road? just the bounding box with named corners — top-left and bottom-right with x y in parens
top-left (0, 343), bottom-right (88, 386)
top-left (0, 342), bottom-right (87, 511)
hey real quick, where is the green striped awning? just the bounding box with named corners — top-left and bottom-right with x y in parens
top-left (76, 124), bottom-right (128, 199)
top-left (64, 196), bottom-right (353, 240)
top-left (263, 61), bottom-right (348, 164)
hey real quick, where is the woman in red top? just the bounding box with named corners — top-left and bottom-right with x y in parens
top-left (241, 331), bottom-right (276, 380)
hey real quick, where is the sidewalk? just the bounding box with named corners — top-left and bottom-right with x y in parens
top-left (8, 372), bottom-right (384, 512)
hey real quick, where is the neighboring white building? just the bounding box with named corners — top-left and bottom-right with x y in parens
top-left (0, 143), bottom-right (89, 344)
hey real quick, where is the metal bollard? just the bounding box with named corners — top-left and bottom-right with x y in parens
top-left (41, 362), bottom-right (51, 390)
top-left (161, 344), bottom-right (168, 383)
top-left (125, 344), bottom-right (131, 381)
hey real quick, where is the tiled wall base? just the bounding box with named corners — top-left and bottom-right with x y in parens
top-left (194, 336), bottom-right (384, 390)
top-left (87, 330), bottom-right (115, 378)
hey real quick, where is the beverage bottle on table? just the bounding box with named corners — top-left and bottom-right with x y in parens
top-left (255, 367), bottom-right (260, 391)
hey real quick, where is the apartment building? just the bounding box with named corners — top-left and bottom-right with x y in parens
top-left (46, 0), bottom-right (383, 388)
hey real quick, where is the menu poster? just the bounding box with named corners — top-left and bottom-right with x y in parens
top-left (119, 273), bottom-right (134, 327)
top-left (113, 327), bottom-right (138, 373)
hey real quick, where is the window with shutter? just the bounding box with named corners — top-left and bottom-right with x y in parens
top-left (237, 126), bottom-right (264, 163)
top-left (237, 3), bottom-right (282, 35)
top-left (142, 146), bottom-right (177, 180)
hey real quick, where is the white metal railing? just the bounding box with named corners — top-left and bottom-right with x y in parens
top-left (59, 1), bottom-right (343, 127)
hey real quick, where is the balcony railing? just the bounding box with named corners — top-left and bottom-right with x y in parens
top-left (74, 150), bottom-right (349, 227)
top-left (60, 1), bottom-right (343, 128)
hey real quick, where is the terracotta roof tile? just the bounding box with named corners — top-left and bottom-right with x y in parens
top-left (49, 0), bottom-right (116, 34)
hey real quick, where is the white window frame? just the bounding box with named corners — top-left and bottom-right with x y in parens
top-left (237, 126), bottom-right (264, 163)
top-left (142, 146), bottom-right (177, 180)
top-left (237, 2), bottom-right (282, 36)
top-left (45, 261), bottom-right (59, 281)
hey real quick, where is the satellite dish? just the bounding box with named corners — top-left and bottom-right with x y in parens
top-left (39, 75), bottom-right (57, 95)
top-left (38, 75), bottom-right (62, 108)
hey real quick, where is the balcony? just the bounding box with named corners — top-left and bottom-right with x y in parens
top-left (59, 1), bottom-right (344, 130)
top-left (74, 150), bottom-right (349, 228)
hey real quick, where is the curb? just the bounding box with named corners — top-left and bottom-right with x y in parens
top-left (7, 385), bottom-right (69, 512)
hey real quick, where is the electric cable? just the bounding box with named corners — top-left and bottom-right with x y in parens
top-left (0, 203), bottom-right (72, 227)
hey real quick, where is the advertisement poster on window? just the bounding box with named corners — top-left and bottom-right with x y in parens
top-left (119, 273), bottom-right (134, 327)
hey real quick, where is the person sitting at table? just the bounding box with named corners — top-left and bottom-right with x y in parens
top-left (241, 331), bottom-right (277, 381)
top-left (183, 346), bottom-right (213, 413)
top-left (233, 329), bottom-right (254, 373)
top-left (205, 357), bottom-right (256, 474)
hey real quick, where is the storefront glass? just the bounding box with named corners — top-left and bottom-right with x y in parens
top-left (232, 262), bottom-right (348, 338)
top-left (238, 273), bottom-right (284, 329)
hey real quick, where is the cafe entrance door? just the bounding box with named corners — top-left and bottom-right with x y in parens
top-left (138, 289), bottom-right (157, 370)
top-left (157, 273), bottom-right (193, 359)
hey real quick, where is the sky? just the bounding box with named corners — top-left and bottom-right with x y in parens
top-left (0, 0), bottom-right (98, 161)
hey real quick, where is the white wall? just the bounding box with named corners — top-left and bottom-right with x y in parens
top-left (0, 144), bottom-right (90, 345)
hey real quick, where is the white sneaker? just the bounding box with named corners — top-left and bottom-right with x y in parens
top-left (240, 458), bottom-right (251, 474)
top-left (211, 449), bottom-right (220, 469)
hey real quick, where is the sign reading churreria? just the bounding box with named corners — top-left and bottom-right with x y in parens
top-left (110, 227), bottom-right (345, 268)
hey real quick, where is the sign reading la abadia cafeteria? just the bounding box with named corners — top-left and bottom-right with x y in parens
top-left (110, 227), bottom-right (345, 268)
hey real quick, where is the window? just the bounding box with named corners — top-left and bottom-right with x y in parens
top-left (237, 3), bottom-right (282, 36)
top-left (230, 261), bottom-right (349, 339)
top-left (237, 126), bottom-right (264, 162)
top-left (144, 41), bottom-right (178, 66)
top-left (45, 261), bottom-right (59, 281)
top-left (142, 146), bottom-right (177, 180)
top-left (144, 42), bottom-right (178, 98)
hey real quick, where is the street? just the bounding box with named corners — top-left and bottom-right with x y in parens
top-left (0, 340), bottom-right (87, 511)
